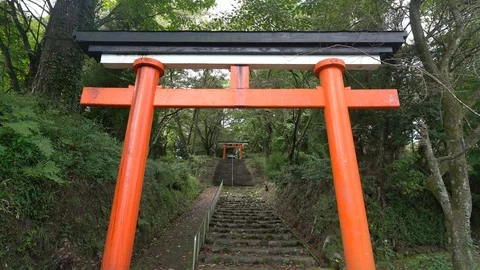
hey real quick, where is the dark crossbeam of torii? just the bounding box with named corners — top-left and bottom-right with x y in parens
top-left (74, 30), bottom-right (405, 270)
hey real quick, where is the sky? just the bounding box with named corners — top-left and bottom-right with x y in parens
top-left (210, 0), bottom-right (239, 17)
top-left (27, 0), bottom-right (239, 18)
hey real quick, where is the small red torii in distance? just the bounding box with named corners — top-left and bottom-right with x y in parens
top-left (75, 30), bottom-right (405, 270)
top-left (217, 141), bottom-right (248, 159)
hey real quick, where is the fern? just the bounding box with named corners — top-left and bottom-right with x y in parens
top-left (22, 161), bottom-right (66, 184)
top-left (31, 135), bottom-right (55, 158)
top-left (2, 121), bottom-right (40, 137)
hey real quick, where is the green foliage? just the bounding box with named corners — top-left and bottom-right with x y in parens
top-left (265, 152), bottom-right (289, 181)
top-left (247, 154), bottom-right (267, 174)
top-left (97, 0), bottom-right (215, 30)
top-left (266, 153), bottom-right (332, 185)
top-left (268, 152), bottom-right (446, 268)
top-left (384, 155), bottom-right (426, 198)
top-left (0, 0), bottom-right (44, 93)
top-left (312, 194), bottom-right (339, 233)
top-left (368, 196), bottom-right (447, 256)
top-left (388, 252), bottom-right (453, 270)
top-left (215, 0), bottom-right (391, 31)
top-left (0, 93), bottom-right (64, 219)
top-left (467, 150), bottom-right (480, 176)
top-left (137, 160), bottom-right (200, 240)
top-left (0, 92), bottom-right (203, 268)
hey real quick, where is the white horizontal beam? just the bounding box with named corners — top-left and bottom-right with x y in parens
top-left (100, 54), bottom-right (381, 70)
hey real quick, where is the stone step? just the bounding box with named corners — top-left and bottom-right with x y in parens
top-left (205, 238), bottom-right (300, 247)
top-left (218, 202), bottom-right (266, 205)
top-left (211, 219), bottom-right (282, 225)
top-left (211, 222), bottom-right (286, 229)
top-left (215, 208), bottom-right (269, 212)
top-left (211, 217), bottom-right (282, 223)
top-left (217, 199), bottom-right (265, 202)
top-left (203, 245), bottom-right (310, 256)
top-left (209, 232), bottom-right (292, 240)
top-left (213, 213), bottom-right (276, 218)
top-left (217, 201), bottom-right (264, 204)
top-left (212, 215), bottom-right (282, 223)
top-left (200, 254), bottom-right (317, 267)
top-left (217, 203), bottom-right (266, 206)
top-left (214, 210), bottom-right (274, 215)
top-left (215, 207), bottom-right (272, 211)
top-left (215, 210), bottom-right (270, 214)
top-left (213, 211), bottom-right (275, 216)
top-left (200, 191), bottom-right (317, 268)
top-left (212, 227), bottom-right (291, 234)
top-left (217, 199), bottom-right (263, 203)
top-left (217, 200), bottom-right (266, 206)
top-left (216, 206), bottom-right (267, 210)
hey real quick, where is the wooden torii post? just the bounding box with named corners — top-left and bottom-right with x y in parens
top-left (75, 31), bottom-right (405, 270)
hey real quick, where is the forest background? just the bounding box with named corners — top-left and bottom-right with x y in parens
top-left (0, 0), bottom-right (479, 269)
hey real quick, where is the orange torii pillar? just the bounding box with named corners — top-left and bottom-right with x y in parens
top-left (315, 59), bottom-right (375, 269)
top-left (100, 58), bottom-right (164, 269)
top-left (80, 57), bottom-right (400, 270)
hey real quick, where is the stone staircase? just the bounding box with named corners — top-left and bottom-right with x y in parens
top-left (198, 193), bottom-right (317, 269)
top-left (212, 160), bottom-right (254, 186)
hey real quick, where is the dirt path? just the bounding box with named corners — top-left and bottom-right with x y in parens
top-left (132, 186), bottom-right (219, 270)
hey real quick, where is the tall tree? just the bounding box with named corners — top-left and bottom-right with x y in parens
top-left (409, 0), bottom-right (480, 268)
top-left (0, 0), bottom-right (48, 92)
top-left (31, 0), bottom-right (97, 109)
top-left (196, 109), bottom-right (225, 156)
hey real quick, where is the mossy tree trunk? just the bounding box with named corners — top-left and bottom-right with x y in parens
top-left (31, 0), bottom-right (97, 110)
top-left (410, 0), bottom-right (479, 269)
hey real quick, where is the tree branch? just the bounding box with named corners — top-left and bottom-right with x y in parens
top-left (409, 0), bottom-right (440, 75)
top-left (426, 123), bottom-right (480, 184)
top-left (415, 66), bottom-right (480, 117)
top-left (45, 0), bottom-right (53, 10)
top-left (419, 122), bottom-right (453, 222)
top-left (465, 124), bottom-right (480, 150)
top-left (7, 0), bottom-right (32, 55)
top-left (438, 0), bottom-right (466, 71)
top-left (0, 38), bottom-right (21, 92)
top-left (20, 0), bottom-right (48, 28)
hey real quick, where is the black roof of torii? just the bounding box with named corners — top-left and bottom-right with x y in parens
top-left (73, 30), bottom-right (406, 62)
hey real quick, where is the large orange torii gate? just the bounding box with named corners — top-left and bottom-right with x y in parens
top-left (75, 31), bottom-right (405, 270)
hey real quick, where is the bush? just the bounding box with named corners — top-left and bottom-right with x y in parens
top-left (390, 252), bottom-right (452, 270)
top-left (384, 155), bottom-right (425, 198)
top-left (0, 93), bottom-right (202, 268)
top-left (267, 153), bottom-right (447, 268)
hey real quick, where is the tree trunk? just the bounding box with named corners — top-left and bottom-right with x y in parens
top-left (409, 1), bottom-right (476, 268)
top-left (0, 39), bottom-right (21, 92)
top-left (31, 0), bottom-right (97, 110)
top-left (421, 121), bottom-right (474, 270)
top-left (6, 0), bottom-right (44, 89)
top-left (442, 90), bottom-right (474, 269)
top-left (288, 109), bottom-right (302, 164)
top-left (188, 109), bottom-right (199, 154)
top-left (264, 119), bottom-right (272, 161)
top-left (174, 114), bottom-right (189, 159)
